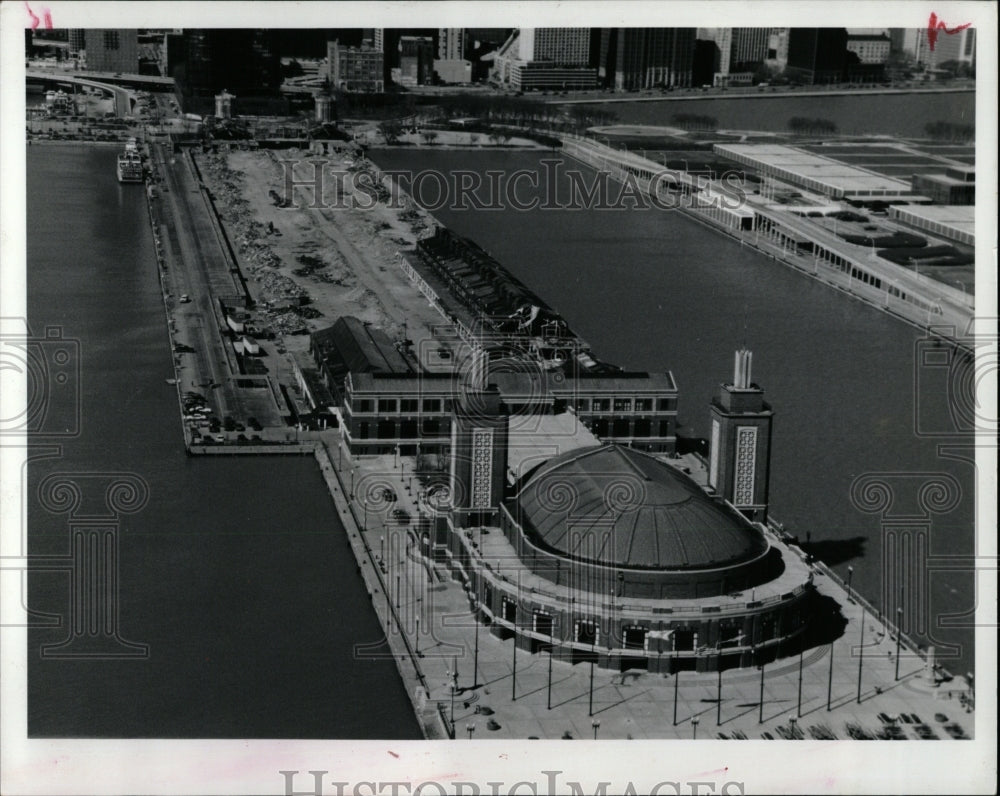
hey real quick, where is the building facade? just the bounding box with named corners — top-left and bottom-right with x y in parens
top-left (846, 33), bottom-right (891, 64)
top-left (327, 39), bottom-right (384, 92)
top-left (786, 28), bottom-right (849, 84)
top-left (83, 29), bottom-right (139, 73)
top-left (518, 28), bottom-right (591, 65)
top-left (398, 35), bottom-right (434, 86)
top-left (176, 29), bottom-right (283, 115)
top-left (599, 28), bottom-right (695, 89)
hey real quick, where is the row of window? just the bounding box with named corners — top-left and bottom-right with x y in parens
top-left (585, 418), bottom-right (674, 438)
top-left (353, 418), bottom-right (450, 440)
top-left (350, 397), bottom-right (449, 414)
top-left (578, 397), bottom-right (676, 413)
top-left (349, 396), bottom-right (676, 415)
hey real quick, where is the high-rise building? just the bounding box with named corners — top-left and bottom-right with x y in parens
top-left (766, 27), bottom-right (789, 67)
top-left (518, 28), bottom-right (591, 65)
top-left (846, 33), bottom-right (891, 64)
top-left (83, 29), bottom-right (139, 73)
top-left (68, 29), bottom-right (85, 54)
top-left (927, 26), bottom-right (976, 70)
top-left (397, 35), bottom-right (434, 86)
top-left (786, 28), bottom-right (849, 84)
top-left (327, 40), bottom-right (384, 93)
top-left (175, 29), bottom-right (283, 115)
top-left (599, 28), bottom-right (695, 90)
top-left (438, 28), bottom-right (465, 60)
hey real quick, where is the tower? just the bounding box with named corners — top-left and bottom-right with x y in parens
top-left (449, 343), bottom-right (508, 528)
top-left (708, 349), bottom-right (773, 523)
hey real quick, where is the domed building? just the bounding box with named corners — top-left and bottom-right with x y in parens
top-left (431, 349), bottom-right (818, 673)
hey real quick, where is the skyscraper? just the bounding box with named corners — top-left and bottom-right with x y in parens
top-left (438, 28), bottom-right (465, 60)
top-left (785, 28), bottom-right (849, 84)
top-left (599, 28), bottom-right (695, 90)
top-left (83, 29), bottom-right (139, 73)
top-left (175, 30), bottom-right (283, 114)
top-left (518, 28), bottom-right (591, 65)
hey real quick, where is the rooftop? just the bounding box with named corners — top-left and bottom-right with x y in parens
top-left (505, 412), bottom-right (601, 484)
top-left (514, 445), bottom-right (769, 572)
top-left (715, 144), bottom-right (914, 198)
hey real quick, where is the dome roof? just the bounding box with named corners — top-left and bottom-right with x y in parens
top-left (514, 445), bottom-right (769, 571)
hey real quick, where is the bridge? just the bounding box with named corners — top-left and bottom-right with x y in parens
top-left (26, 70), bottom-right (138, 116)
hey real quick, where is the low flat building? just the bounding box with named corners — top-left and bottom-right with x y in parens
top-left (714, 144), bottom-right (916, 201)
top-left (433, 58), bottom-right (472, 84)
top-left (911, 166), bottom-right (975, 206)
top-left (888, 204), bottom-right (975, 246)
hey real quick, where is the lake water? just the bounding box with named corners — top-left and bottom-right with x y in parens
top-left (26, 144), bottom-right (420, 738)
top-left (575, 90), bottom-right (975, 137)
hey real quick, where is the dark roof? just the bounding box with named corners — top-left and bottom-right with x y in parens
top-left (312, 317), bottom-right (411, 381)
top-left (514, 445), bottom-right (768, 571)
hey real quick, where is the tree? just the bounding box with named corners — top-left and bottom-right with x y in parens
top-left (421, 130), bottom-right (439, 145)
top-left (378, 120), bottom-right (402, 144)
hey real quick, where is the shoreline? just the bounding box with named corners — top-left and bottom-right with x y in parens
top-left (549, 85), bottom-right (976, 105)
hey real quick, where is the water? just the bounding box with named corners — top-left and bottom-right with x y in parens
top-left (26, 145), bottom-right (420, 738)
top-left (576, 90), bottom-right (975, 137)
top-left (373, 148), bottom-right (976, 676)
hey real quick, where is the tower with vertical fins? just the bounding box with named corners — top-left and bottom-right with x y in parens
top-left (708, 349), bottom-right (774, 523)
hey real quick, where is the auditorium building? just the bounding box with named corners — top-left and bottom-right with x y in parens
top-left (427, 349), bottom-right (819, 673)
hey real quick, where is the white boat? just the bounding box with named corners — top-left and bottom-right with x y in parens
top-left (117, 137), bottom-right (143, 183)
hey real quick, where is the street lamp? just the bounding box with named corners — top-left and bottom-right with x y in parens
top-left (691, 716), bottom-right (699, 739)
top-left (466, 723), bottom-right (475, 740)
top-left (350, 466), bottom-right (356, 500)
top-left (592, 719), bottom-right (601, 740)
top-left (894, 607), bottom-right (903, 681)
top-left (789, 717), bottom-right (797, 738)
top-left (846, 566), bottom-right (854, 602)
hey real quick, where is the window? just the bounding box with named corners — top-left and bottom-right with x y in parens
top-left (399, 420), bottom-right (418, 438)
top-left (357, 422), bottom-right (370, 440)
top-left (378, 398), bottom-right (397, 413)
top-left (533, 611), bottom-right (553, 636)
top-left (376, 420), bottom-right (396, 439)
top-left (657, 398), bottom-right (674, 411)
top-left (634, 398), bottom-right (652, 412)
top-left (421, 418), bottom-right (440, 436)
top-left (633, 419), bottom-right (651, 437)
top-left (658, 420), bottom-right (673, 436)
top-left (103, 31), bottom-right (120, 50)
top-left (502, 597), bottom-right (517, 623)
top-left (356, 399), bottom-right (374, 413)
top-left (423, 398), bottom-right (441, 412)
top-left (400, 398), bottom-right (418, 413)
top-left (613, 398), bottom-right (632, 412)
top-left (623, 626), bottom-right (647, 650)
top-left (591, 418), bottom-right (609, 436)
top-left (591, 398), bottom-right (610, 412)
top-left (576, 620), bottom-right (598, 646)
top-left (575, 398), bottom-right (590, 412)
top-left (612, 418), bottom-right (630, 436)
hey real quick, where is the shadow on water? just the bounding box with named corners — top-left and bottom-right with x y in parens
top-left (800, 536), bottom-right (867, 567)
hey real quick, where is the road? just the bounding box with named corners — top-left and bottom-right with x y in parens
top-left (153, 143), bottom-right (249, 423)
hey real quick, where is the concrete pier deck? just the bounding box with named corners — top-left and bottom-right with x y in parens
top-left (319, 432), bottom-right (975, 741)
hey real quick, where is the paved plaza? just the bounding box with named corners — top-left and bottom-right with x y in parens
top-left (317, 435), bottom-right (975, 741)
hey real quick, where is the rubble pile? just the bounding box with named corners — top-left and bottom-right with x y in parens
top-left (199, 152), bottom-right (314, 308)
